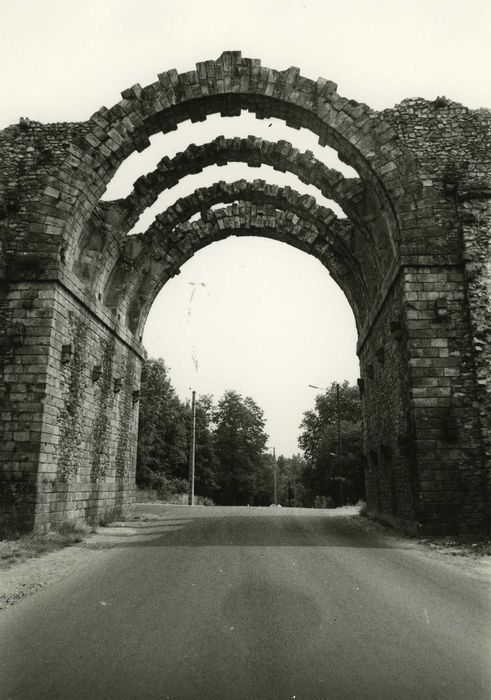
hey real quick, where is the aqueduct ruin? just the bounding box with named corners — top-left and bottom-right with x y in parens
top-left (0, 52), bottom-right (490, 535)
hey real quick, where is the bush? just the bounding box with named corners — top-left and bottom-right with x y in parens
top-left (135, 488), bottom-right (160, 503)
top-left (314, 495), bottom-right (335, 509)
top-left (197, 496), bottom-right (214, 506)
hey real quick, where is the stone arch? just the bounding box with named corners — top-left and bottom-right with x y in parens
top-left (75, 136), bottom-right (391, 296)
top-left (118, 135), bottom-right (364, 231)
top-left (33, 53), bottom-right (418, 272)
top-left (123, 202), bottom-right (368, 338)
top-left (103, 179), bottom-right (377, 315)
top-left (101, 180), bottom-right (374, 330)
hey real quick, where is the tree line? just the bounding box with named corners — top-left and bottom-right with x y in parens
top-left (136, 358), bottom-right (364, 506)
top-left (136, 358), bottom-right (272, 505)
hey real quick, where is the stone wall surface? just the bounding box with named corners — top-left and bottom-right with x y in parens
top-left (0, 53), bottom-right (489, 535)
top-left (382, 99), bottom-right (491, 532)
top-left (359, 274), bottom-right (416, 531)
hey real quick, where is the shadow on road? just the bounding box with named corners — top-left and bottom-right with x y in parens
top-left (89, 509), bottom-right (401, 550)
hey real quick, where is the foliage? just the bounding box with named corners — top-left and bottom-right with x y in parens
top-left (299, 381), bottom-right (361, 462)
top-left (136, 360), bottom-right (272, 505)
top-left (298, 381), bottom-right (365, 505)
top-left (193, 394), bottom-right (221, 501)
top-left (136, 358), bottom-right (189, 489)
top-left (275, 454), bottom-right (308, 507)
top-left (137, 362), bottom-right (365, 508)
top-left (212, 390), bottom-right (271, 505)
top-left (0, 522), bottom-right (90, 573)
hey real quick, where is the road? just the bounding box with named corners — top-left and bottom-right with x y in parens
top-left (0, 506), bottom-right (489, 699)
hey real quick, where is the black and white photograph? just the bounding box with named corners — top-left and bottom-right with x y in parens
top-left (0, 1), bottom-right (490, 697)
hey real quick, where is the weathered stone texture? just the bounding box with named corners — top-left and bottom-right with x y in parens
top-left (359, 274), bottom-right (417, 531)
top-left (0, 279), bottom-right (141, 532)
top-left (0, 53), bottom-right (490, 535)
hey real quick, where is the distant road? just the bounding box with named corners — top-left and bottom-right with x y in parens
top-left (0, 506), bottom-right (489, 699)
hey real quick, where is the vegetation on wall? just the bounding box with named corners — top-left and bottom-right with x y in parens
top-left (57, 314), bottom-right (88, 482)
top-left (90, 336), bottom-right (115, 482)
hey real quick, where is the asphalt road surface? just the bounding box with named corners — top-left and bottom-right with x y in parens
top-left (0, 506), bottom-right (489, 699)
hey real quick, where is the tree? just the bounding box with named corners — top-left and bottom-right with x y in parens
top-left (299, 381), bottom-right (361, 463)
top-left (136, 361), bottom-right (272, 506)
top-left (192, 394), bottom-right (220, 501)
top-left (276, 454), bottom-right (308, 507)
top-left (298, 381), bottom-right (364, 506)
top-left (212, 390), bottom-right (270, 505)
top-left (136, 358), bottom-right (189, 495)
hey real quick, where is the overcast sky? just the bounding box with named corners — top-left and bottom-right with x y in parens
top-left (2, 1), bottom-right (490, 455)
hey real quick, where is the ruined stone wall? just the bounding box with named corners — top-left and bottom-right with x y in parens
top-left (0, 117), bottom-right (151, 532)
top-left (0, 122), bottom-right (142, 533)
top-left (0, 121), bottom-right (88, 267)
top-left (403, 265), bottom-right (485, 534)
top-left (0, 123), bottom-right (71, 531)
top-left (382, 99), bottom-right (491, 533)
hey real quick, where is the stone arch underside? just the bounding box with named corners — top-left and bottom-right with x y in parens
top-left (101, 179), bottom-right (376, 329)
top-left (1, 52), bottom-right (490, 538)
top-left (120, 201), bottom-right (369, 336)
top-left (75, 135), bottom-right (391, 290)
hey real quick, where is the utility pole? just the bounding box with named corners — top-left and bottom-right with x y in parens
top-left (273, 447), bottom-right (277, 506)
top-left (188, 390), bottom-right (196, 506)
top-left (336, 383), bottom-right (344, 506)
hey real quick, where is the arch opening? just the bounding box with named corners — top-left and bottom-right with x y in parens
top-left (113, 199), bottom-right (372, 337)
top-left (141, 235), bottom-right (359, 465)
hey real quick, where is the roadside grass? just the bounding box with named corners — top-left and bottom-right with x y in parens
top-left (134, 488), bottom-right (161, 503)
top-left (0, 522), bottom-right (91, 572)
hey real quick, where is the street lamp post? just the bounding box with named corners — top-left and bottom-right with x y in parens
top-left (188, 389), bottom-right (196, 506)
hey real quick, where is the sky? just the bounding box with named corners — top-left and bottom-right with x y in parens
top-left (1, 0), bottom-right (490, 455)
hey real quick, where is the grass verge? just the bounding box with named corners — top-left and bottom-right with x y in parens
top-left (0, 522), bottom-right (90, 572)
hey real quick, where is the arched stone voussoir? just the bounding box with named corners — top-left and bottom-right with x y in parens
top-left (152, 178), bottom-right (338, 234)
top-left (77, 135), bottom-right (385, 297)
top-left (103, 179), bottom-right (377, 321)
top-left (116, 135), bottom-right (365, 232)
top-left (148, 178), bottom-right (379, 292)
top-left (43, 52), bottom-right (414, 263)
top-left (123, 202), bottom-right (368, 338)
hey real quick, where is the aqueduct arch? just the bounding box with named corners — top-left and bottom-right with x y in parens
top-left (0, 52), bottom-right (490, 535)
top-left (122, 200), bottom-right (370, 336)
top-left (103, 181), bottom-right (374, 326)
